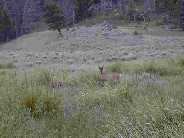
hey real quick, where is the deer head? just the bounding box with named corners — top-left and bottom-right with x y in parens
top-left (98, 65), bottom-right (104, 74)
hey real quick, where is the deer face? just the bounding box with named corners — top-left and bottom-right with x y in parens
top-left (98, 65), bottom-right (121, 82)
top-left (98, 65), bottom-right (104, 74)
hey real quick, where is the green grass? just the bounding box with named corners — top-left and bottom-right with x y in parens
top-left (107, 58), bottom-right (184, 76)
top-left (0, 57), bottom-right (184, 137)
top-left (107, 62), bottom-right (122, 73)
top-left (0, 63), bottom-right (15, 69)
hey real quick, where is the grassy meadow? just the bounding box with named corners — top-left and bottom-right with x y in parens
top-left (0, 57), bottom-right (184, 137)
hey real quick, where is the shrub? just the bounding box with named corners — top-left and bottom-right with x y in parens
top-left (74, 0), bottom-right (100, 21)
top-left (20, 95), bottom-right (37, 114)
top-left (133, 30), bottom-right (139, 35)
top-left (20, 94), bottom-right (59, 118)
top-left (44, 2), bottom-right (65, 36)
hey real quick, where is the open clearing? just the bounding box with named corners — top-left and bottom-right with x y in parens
top-left (1, 23), bottom-right (184, 137)
top-left (0, 23), bottom-right (184, 72)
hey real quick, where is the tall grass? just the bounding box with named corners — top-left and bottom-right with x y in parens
top-left (0, 63), bottom-right (15, 69)
top-left (0, 58), bottom-right (184, 137)
top-left (107, 58), bottom-right (184, 76)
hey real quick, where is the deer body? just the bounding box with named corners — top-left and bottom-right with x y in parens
top-left (49, 81), bottom-right (64, 89)
top-left (99, 66), bottom-right (121, 81)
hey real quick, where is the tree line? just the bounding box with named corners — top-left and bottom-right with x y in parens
top-left (1, 0), bottom-right (184, 39)
top-left (0, 4), bottom-right (14, 42)
top-left (43, 0), bottom-right (100, 35)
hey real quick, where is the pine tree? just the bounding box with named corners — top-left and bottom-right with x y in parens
top-left (21, 0), bottom-right (44, 34)
top-left (2, 0), bottom-right (23, 37)
top-left (44, 2), bottom-right (65, 35)
top-left (0, 5), bottom-right (13, 41)
top-left (0, 7), bottom-right (11, 31)
top-left (181, 0), bottom-right (184, 30)
top-left (74, 0), bottom-right (100, 21)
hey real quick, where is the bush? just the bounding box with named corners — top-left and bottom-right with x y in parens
top-left (74, 0), bottom-right (100, 21)
top-left (21, 95), bottom-right (37, 113)
top-left (20, 94), bottom-right (60, 118)
top-left (44, 2), bottom-right (65, 35)
top-left (133, 30), bottom-right (139, 35)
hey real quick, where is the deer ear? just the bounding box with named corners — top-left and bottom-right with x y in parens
top-left (98, 66), bottom-right (103, 73)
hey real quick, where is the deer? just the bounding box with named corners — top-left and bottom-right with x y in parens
top-left (49, 80), bottom-right (64, 89)
top-left (98, 65), bottom-right (122, 83)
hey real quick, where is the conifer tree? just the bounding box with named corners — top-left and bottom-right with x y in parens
top-left (0, 5), bottom-right (12, 41)
top-left (181, 0), bottom-right (184, 30)
top-left (44, 2), bottom-right (65, 35)
top-left (2, 0), bottom-right (22, 37)
top-left (0, 7), bottom-right (11, 31)
top-left (21, 0), bottom-right (44, 34)
top-left (74, 0), bottom-right (100, 21)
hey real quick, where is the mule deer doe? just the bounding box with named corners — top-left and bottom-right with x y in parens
top-left (98, 65), bottom-right (122, 82)
top-left (49, 80), bottom-right (64, 89)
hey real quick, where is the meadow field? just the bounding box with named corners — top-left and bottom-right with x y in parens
top-left (0, 57), bottom-right (184, 137)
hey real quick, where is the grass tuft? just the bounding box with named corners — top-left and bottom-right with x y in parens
top-left (43, 96), bottom-right (59, 113)
top-left (177, 57), bottom-right (184, 67)
top-left (21, 95), bottom-right (37, 113)
top-left (31, 69), bottom-right (53, 86)
top-left (20, 93), bottom-right (60, 118)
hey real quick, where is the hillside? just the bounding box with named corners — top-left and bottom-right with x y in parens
top-left (1, 0), bottom-right (184, 42)
top-left (1, 8), bottom-right (184, 137)
top-left (1, 23), bottom-right (184, 136)
top-left (0, 22), bottom-right (184, 72)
